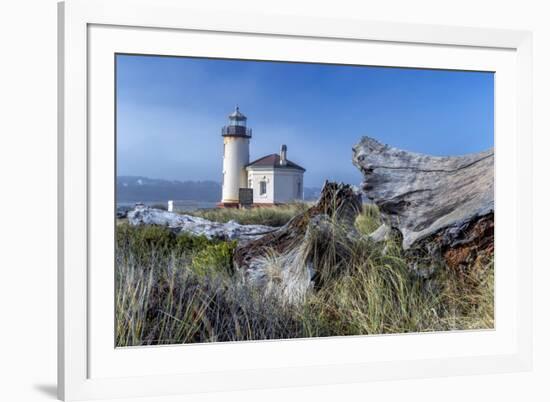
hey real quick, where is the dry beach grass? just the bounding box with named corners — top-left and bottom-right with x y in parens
top-left (187, 202), bottom-right (311, 227)
top-left (115, 204), bottom-right (494, 346)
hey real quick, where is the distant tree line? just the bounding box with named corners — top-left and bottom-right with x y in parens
top-left (117, 176), bottom-right (322, 203)
top-left (116, 176), bottom-right (221, 202)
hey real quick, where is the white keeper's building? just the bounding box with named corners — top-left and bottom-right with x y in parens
top-left (219, 107), bottom-right (305, 207)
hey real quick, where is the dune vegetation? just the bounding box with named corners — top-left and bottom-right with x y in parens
top-left (115, 204), bottom-right (493, 347)
top-left (186, 202), bottom-right (311, 227)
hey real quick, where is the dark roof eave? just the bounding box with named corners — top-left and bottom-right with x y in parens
top-left (246, 165), bottom-right (306, 172)
top-left (245, 153), bottom-right (306, 171)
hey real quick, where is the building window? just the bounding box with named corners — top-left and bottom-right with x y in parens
top-left (297, 180), bottom-right (302, 197)
top-left (260, 180), bottom-right (267, 195)
top-left (248, 179), bottom-right (252, 188)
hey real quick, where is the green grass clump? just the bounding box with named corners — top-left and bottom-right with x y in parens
top-left (355, 203), bottom-right (381, 235)
top-left (191, 241), bottom-right (237, 277)
top-left (187, 203), bottom-right (310, 227)
top-left (115, 204), bottom-right (494, 347)
top-left (301, 235), bottom-right (440, 336)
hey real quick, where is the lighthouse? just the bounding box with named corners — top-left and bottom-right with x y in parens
top-left (220, 106), bottom-right (251, 206)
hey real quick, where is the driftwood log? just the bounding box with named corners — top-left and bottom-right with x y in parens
top-left (233, 182), bottom-right (362, 302)
top-left (352, 136), bottom-right (494, 276)
top-left (127, 205), bottom-right (274, 241)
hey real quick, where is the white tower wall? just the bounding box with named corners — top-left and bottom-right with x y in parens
top-left (221, 136), bottom-right (250, 203)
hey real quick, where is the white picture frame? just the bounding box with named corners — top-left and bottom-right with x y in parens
top-left (58, 0), bottom-right (533, 400)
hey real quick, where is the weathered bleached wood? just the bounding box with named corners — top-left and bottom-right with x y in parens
top-left (353, 136), bottom-right (494, 274)
top-left (127, 205), bottom-right (274, 241)
top-left (233, 182), bottom-right (362, 269)
top-left (232, 182), bottom-right (363, 302)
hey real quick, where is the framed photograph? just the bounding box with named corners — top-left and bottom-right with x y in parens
top-left (58, 0), bottom-right (533, 400)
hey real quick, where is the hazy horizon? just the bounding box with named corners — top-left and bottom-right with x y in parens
top-left (116, 55), bottom-right (494, 188)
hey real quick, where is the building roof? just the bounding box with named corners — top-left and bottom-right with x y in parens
top-left (246, 154), bottom-right (306, 172)
top-left (228, 106), bottom-right (247, 121)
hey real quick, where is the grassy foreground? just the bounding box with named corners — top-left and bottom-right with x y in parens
top-left (116, 204), bottom-right (493, 347)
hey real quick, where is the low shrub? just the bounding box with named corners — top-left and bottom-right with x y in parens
top-left (175, 232), bottom-right (212, 254)
top-left (116, 224), bottom-right (176, 264)
top-left (191, 241), bottom-right (237, 277)
top-left (117, 223), bottom-right (221, 265)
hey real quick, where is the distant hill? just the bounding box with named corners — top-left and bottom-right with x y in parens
top-left (117, 176), bottom-right (322, 203)
top-left (117, 176), bottom-right (221, 203)
top-left (303, 187), bottom-right (322, 201)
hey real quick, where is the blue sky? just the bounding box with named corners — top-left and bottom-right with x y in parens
top-left (116, 55), bottom-right (494, 188)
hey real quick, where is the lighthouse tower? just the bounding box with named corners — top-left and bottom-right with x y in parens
top-left (220, 106), bottom-right (251, 206)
